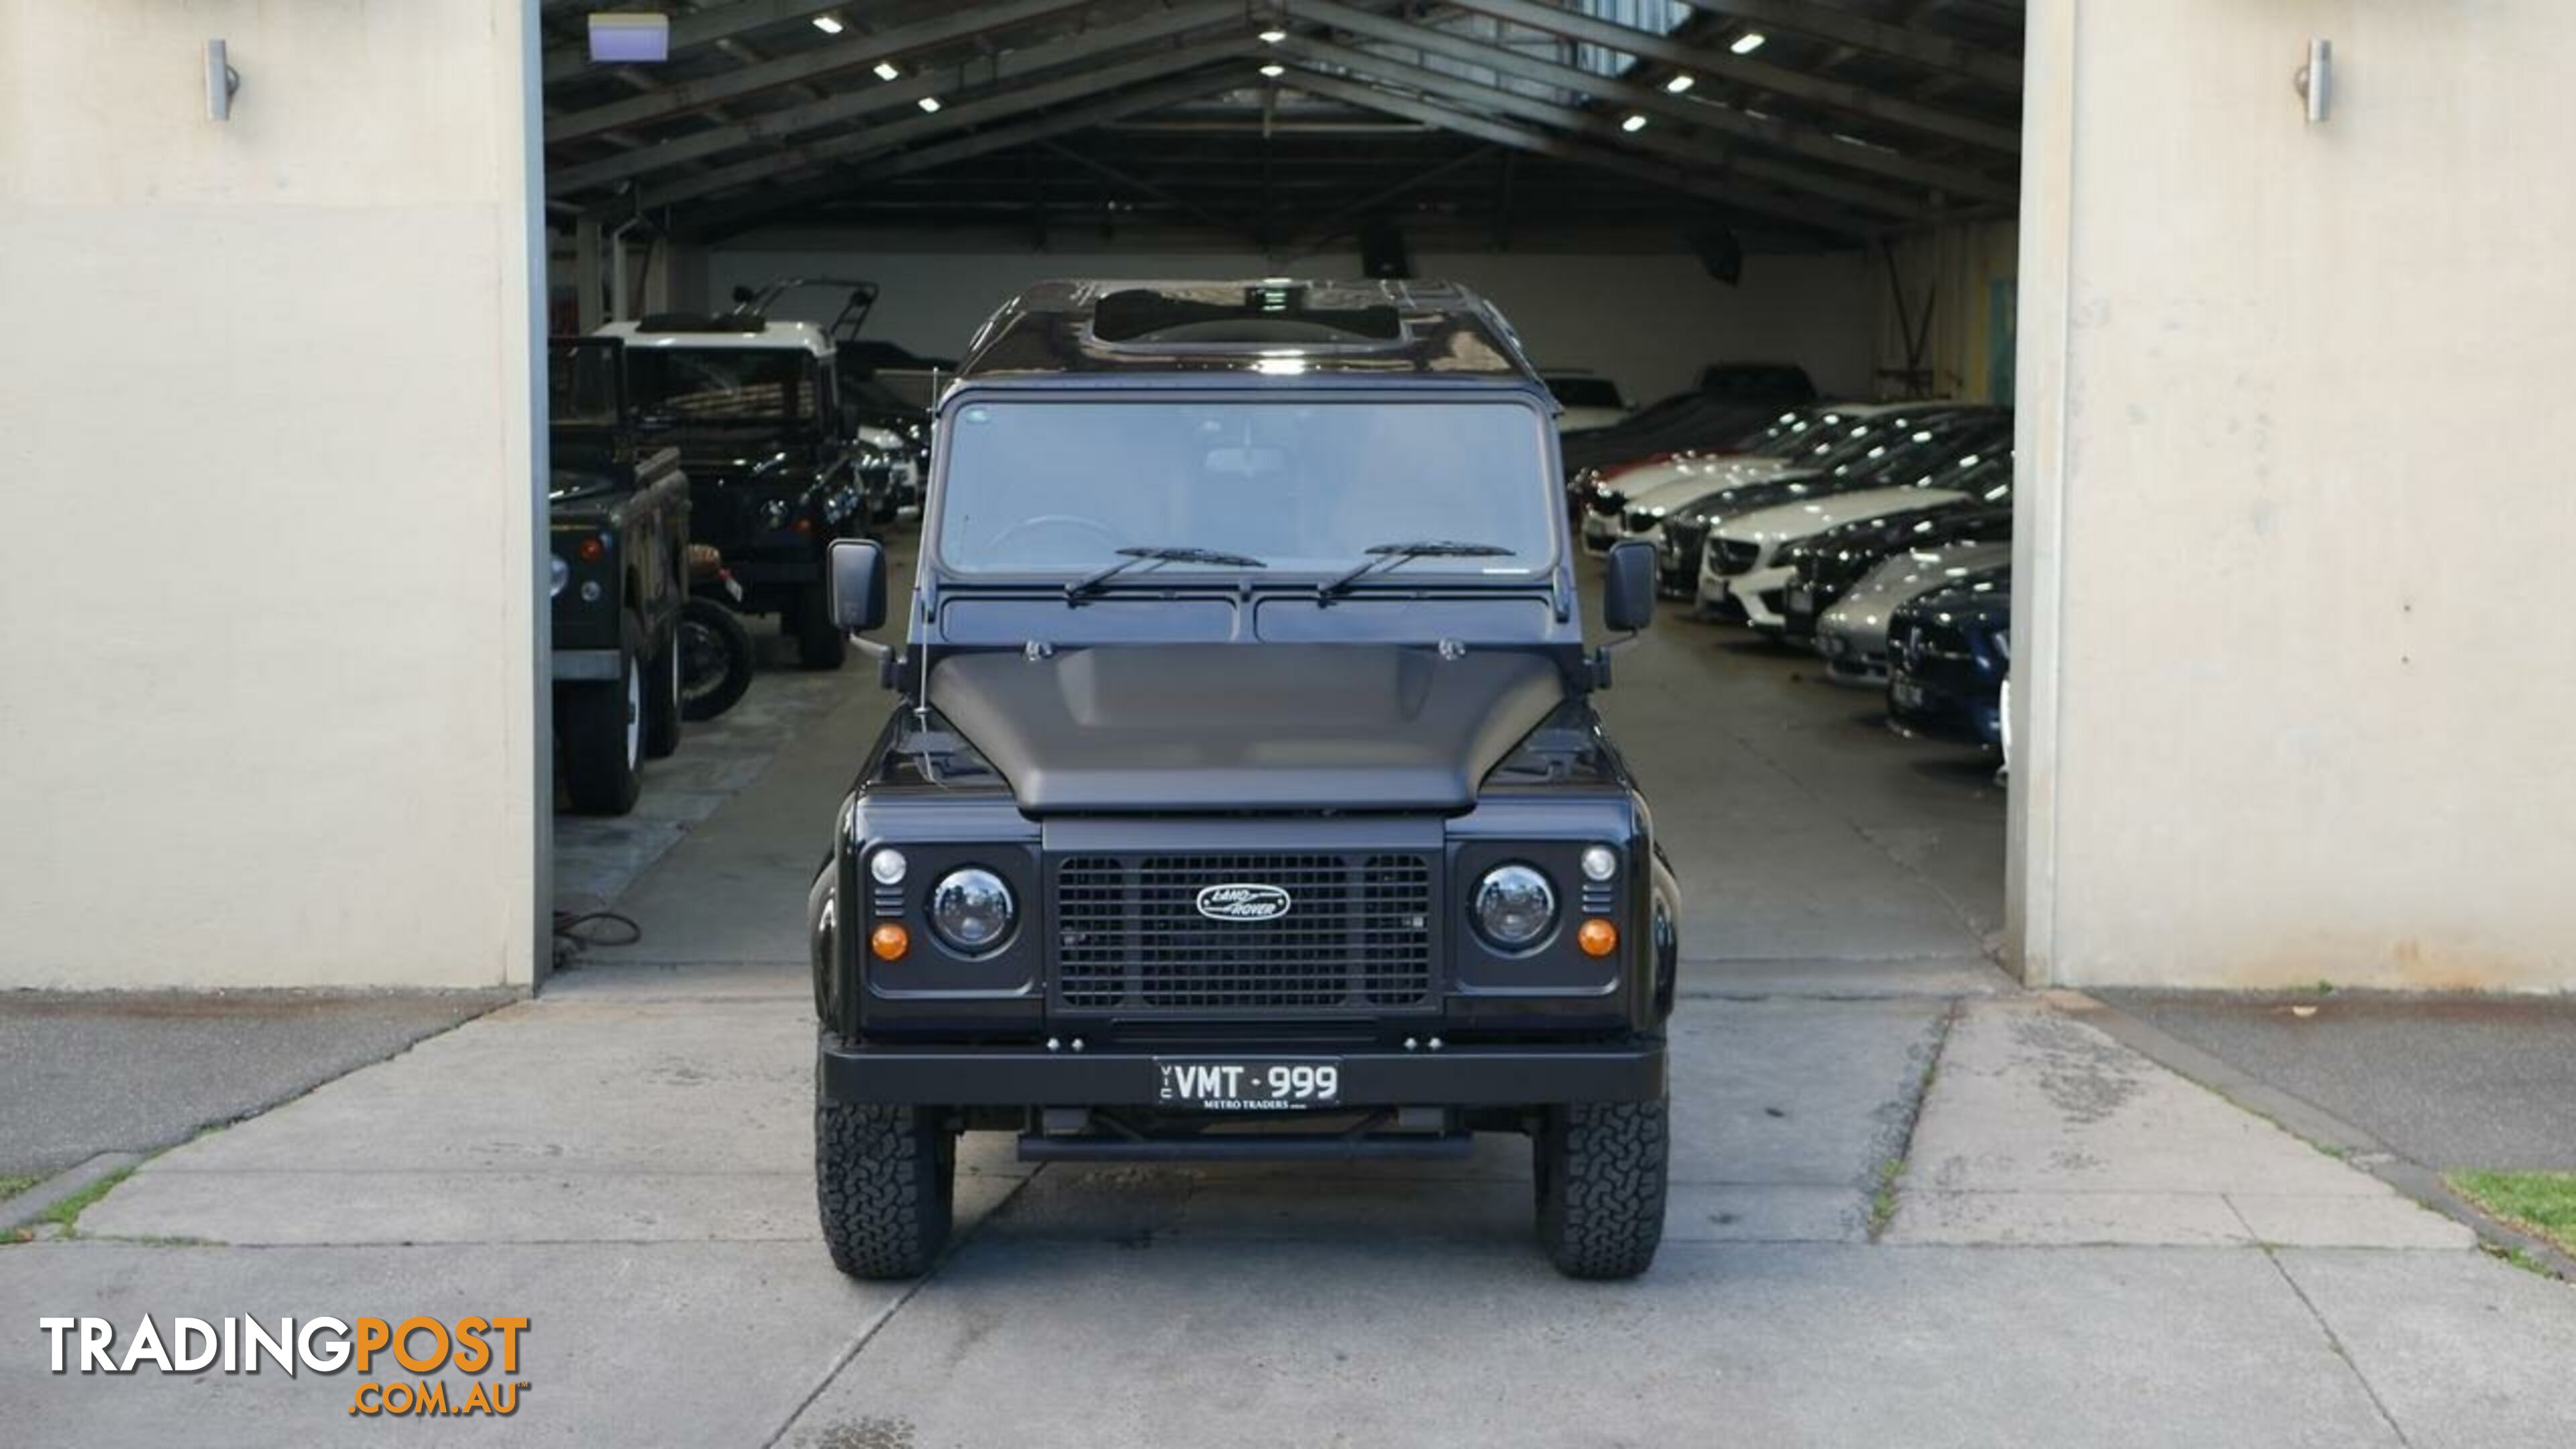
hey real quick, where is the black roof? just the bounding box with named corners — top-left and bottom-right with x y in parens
top-left (954, 279), bottom-right (1546, 386)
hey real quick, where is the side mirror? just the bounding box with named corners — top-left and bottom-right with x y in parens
top-left (828, 537), bottom-right (886, 633)
top-left (1602, 539), bottom-right (1656, 633)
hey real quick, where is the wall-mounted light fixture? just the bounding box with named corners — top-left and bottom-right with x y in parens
top-left (2295, 38), bottom-right (2332, 123)
top-left (205, 40), bottom-right (241, 121)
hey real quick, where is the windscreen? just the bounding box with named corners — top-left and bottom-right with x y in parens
top-left (627, 347), bottom-right (818, 425)
top-left (936, 398), bottom-right (1556, 576)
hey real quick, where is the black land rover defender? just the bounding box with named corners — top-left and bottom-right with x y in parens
top-left (599, 280), bottom-right (881, 669)
top-left (808, 280), bottom-right (1679, 1280)
top-left (547, 337), bottom-right (688, 815)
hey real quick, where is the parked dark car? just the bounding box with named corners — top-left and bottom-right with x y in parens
top-left (1697, 361), bottom-right (1817, 403)
top-left (808, 279), bottom-right (1680, 1283)
top-left (548, 337), bottom-right (690, 814)
top-left (601, 303), bottom-right (873, 669)
top-left (1562, 392), bottom-right (1798, 482)
top-left (1886, 567), bottom-right (2011, 749)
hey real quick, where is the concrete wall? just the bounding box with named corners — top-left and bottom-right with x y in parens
top-left (0, 3), bottom-right (543, 988)
top-left (2010, 0), bottom-right (2576, 990)
top-left (701, 237), bottom-right (1880, 404)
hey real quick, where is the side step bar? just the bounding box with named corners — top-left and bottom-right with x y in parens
top-left (1016, 1132), bottom-right (1474, 1163)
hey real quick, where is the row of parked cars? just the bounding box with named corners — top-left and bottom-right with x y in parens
top-left (1564, 393), bottom-right (2014, 757)
top-left (546, 280), bottom-right (934, 814)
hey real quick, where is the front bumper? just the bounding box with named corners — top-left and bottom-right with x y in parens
top-left (1580, 512), bottom-right (1616, 553)
top-left (1888, 667), bottom-right (2003, 747)
top-left (1731, 566), bottom-right (1794, 631)
top-left (818, 1032), bottom-right (1668, 1107)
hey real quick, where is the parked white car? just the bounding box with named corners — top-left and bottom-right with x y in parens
top-left (1697, 483), bottom-right (1975, 628)
top-left (1587, 401), bottom-right (1964, 553)
top-left (1813, 540), bottom-right (2013, 685)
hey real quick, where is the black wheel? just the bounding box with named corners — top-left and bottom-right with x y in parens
top-left (678, 598), bottom-right (755, 722)
top-left (558, 615), bottom-right (644, 816)
top-left (793, 586), bottom-right (847, 671)
top-left (1534, 1096), bottom-right (1669, 1280)
top-left (816, 1098), bottom-right (955, 1280)
top-left (641, 627), bottom-right (683, 759)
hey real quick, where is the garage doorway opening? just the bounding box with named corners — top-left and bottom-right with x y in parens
top-left (528, 1), bottom-right (2029, 989)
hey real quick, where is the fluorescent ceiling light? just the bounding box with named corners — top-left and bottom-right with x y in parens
top-left (587, 13), bottom-right (669, 64)
top-left (873, 60), bottom-right (902, 81)
top-left (1620, 113), bottom-right (1648, 133)
top-left (1258, 28), bottom-right (1288, 44)
top-left (1730, 32), bottom-right (1767, 55)
top-left (917, 96), bottom-right (941, 113)
top-left (1664, 74), bottom-right (1695, 94)
top-left (1258, 63), bottom-right (1285, 78)
top-left (811, 15), bottom-right (844, 34)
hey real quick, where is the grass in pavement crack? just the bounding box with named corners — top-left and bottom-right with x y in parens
top-left (37, 1167), bottom-right (136, 1239)
top-left (1867, 1003), bottom-right (1957, 1242)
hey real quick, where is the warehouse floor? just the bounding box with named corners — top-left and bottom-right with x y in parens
top-left (559, 520), bottom-right (2012, 993)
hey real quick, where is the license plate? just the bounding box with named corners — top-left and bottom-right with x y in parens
top-left (1156, 1059), bottom-right (1342, 1112)
top-left (1892, 679), bottom-right (1925, 708)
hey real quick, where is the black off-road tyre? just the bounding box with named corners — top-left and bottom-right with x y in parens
top-left (557, 616), bottom-right (644, 816)
top-left (1534, 1095), bottom-right (1669, 1280)
top-left (678, 598), bottom-right (755, 722)
top-left (641, 629), bottom-right (684, 759)
top-left (817, 1100), bottom-right (955, 1280)
top-left (793, 587), bottom-right (848, 671)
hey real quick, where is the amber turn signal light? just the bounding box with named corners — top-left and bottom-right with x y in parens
top-left (1577, 918), bottom-right (1617, 957)
top-left (869, 923), bottom-right (910, 961)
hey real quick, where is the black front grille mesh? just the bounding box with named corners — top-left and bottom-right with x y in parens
top-left (1055, 853), bottom-right (1434, 1012)
top-left (1713, 539), bottom-right (1762, 576)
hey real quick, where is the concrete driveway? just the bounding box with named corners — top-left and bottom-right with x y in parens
top-left (9, 957), bottom-right (2567, 1448)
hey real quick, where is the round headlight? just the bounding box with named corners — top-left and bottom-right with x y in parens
top-left (927, 867), bottom-right (1015, 954)
top-left (1472, 865), bottom-right (1557, 951)
top-left (868, 848), bottom-right (907, 885)
top-left (549, 555), bottom-right (569, 598)
top-left (1580, 845), bottom-right (1619, 882)
top-left (759, 498), bottom-right (794, 531)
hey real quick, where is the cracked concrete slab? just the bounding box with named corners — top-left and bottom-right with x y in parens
top-left (2273, 1248), bottom-right (2576, 1449)
top-left (1889, 1000), bottom-right (2473, 1248)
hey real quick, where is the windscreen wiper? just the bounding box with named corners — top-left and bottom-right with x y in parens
top-left (1066, 545), bottom-right (1268, 600)
top-left (1316, 540), bottom-right (1512, 601)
